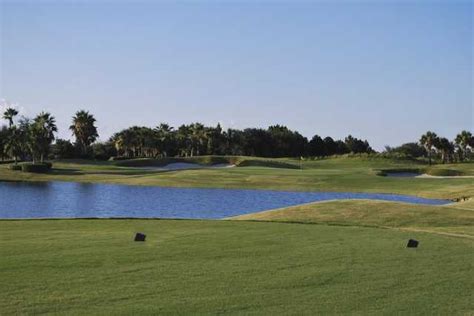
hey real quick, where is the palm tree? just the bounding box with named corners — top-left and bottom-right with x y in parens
top-left (0, 125), bottom-right (9, 161)
top-left (70, 110), bottom-right (99, 156)
top-left (112, 133), bottom-right (124, 157)
top-left (455, 130), bottom-right (473, 162)
top-left (4, 126), bottom-right (22, 164)
top-left (435, 137), bottom-right (454, 164)
top-left (176, 125), bottom-right (192, 157)
top-left (30, 112), bottom-right (57, 163)
top-left (420, 131), bottom-right (438, 165)
top-left (3, 107), bottom-right (18, 128)
top-left (155, 123), bottom-right (174, 157)
top-left (189, 123), bottom-right (208, 156)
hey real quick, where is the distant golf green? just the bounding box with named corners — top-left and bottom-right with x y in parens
top-left (0, 156), bottom-right (473, 314)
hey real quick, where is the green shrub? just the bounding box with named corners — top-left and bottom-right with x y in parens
top-left (21, 162), bottom-right (53, 173)
top-left (0, 160), bottom-right (16, 165)
top-left (9, 164), bottom-right (22, 171)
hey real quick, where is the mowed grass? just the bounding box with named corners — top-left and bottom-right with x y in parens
top-left (232, 200), bottom-right (474, 238)
top-left (0, 156), bottom-right (473, 200)
top-left (1, 219), bottom-right (473, 315)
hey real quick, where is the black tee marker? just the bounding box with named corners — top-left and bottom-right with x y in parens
top-left (134, 233), bottom-right (146, 242)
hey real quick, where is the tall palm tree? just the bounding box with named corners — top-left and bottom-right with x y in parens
top-left (112, 133), bottom-right (125, 157)
top-left (435, 137), bottom-right (454, 164)
top-left (420, 131), bottom-right (438, 165)
top-left (189, 123), bottom-right (208, 156)
top-left (70, 110), bottom-right (99, 156)
top-left (4, 126), bottom-right (22, 164)
top-left (155, 123), bottom-right (174, 157)
top-left (177, 125), bottom-right (192, 157)
top-left (3, 107), bottom-right (18, 128)
top-left (455, 130), bottom-right (473, 162)
top-left (31, 112), bottom-right (57, 163)
top-left (0, 125), bottom-right (9, 161)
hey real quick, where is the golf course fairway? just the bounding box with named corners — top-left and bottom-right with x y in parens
top-left (1, 157), bottom-right (473, 314)
top-left (1, 219), bottom-right (473, 315)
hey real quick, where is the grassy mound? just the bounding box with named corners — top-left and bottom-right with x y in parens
top-left (235, 158), bottom-right (300, 169)
top-left (425, 168), bottom-right (466, 177)
top-left (231, 200), bottom-right (474, 237)
top-left (113, 156), bottom-right (237, 167)
top-left (113, 156), bottom-right (301, 169)
top-left (1, 219), bottom-right (473, 314)
top-left (376, 168), bottom-right (422, 176)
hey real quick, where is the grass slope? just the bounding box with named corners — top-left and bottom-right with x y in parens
top-left (231, 200), bottom-right (474, 237)
top-left (0, 156), bottom-right (472, 200)
top-left (1, 219), bottom-right (473, 315)
top-left (113, 156), bottom-right (301, 169)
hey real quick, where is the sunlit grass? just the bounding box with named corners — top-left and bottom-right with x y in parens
top-left (1, 219), bottom-right (473, 315)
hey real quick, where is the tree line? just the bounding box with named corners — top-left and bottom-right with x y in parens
top-left (109, 124), bottom-right (374, 159)
top-left (1, 107), bottom-right (472, 164)
top-left (384, 131), bottom-right (474, 164)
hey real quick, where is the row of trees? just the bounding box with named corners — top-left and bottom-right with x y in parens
top-left (384, 131), bottom-right (474, 164)
top-left (109, 124), bottom-right (374, 158)
top-left (0, 109), bottom-right (57, 164)
top-left (0, 108), bottom-right (97, 164)
top-left (1, 107), bottom-right (472, 164)
top-left (419, 131), bottom-right (473, 165)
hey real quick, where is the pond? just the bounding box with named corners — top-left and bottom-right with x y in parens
top-left (0, 181), bottom-right (450, 219)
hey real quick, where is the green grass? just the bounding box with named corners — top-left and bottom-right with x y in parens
top-left (231, 200), bottom-right (474, 238)
top-left (1, 156), bottom-right (473, 314)
top-left (1, 219), bottom-right (473, 315)
top-left (112, 156), bottom-right (301, 169)
top-left (0, 156), bottom-right (473, 200)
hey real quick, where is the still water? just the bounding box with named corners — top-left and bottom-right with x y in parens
top-left (0, 181), bottom-right (450, 219)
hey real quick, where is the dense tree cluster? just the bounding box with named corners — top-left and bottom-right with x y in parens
top-left (107, 123), bottom-right (373, 159)
top-left (0, 111), bottom-right (57, 164)
top-left (383, 143), bottom-right (426, 158)
top-left (0, 107), bottom-right (472, 165)
top-left (384, 131), bottom-right (474, 164)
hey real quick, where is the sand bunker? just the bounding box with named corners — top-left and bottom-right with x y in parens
top-left (415, 174), bottom-right (474, 179)
top-left (385, 172), bottom-right (474, 179)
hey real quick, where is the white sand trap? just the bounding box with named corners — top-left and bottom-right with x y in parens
top-left (416, 174), bottom-right (474, 179)
top-left (211, 163), bottom-right (236, 168)
top-left (384, 172), bottom-right (474, 179)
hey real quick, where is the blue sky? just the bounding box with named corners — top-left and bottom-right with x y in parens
top-left (0, 0), bottom-right (472, 150)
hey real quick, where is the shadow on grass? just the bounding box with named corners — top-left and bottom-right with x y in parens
top-left (84, 170), bottom-right (165, 176)
top-left (50, 168), bottom-right (172, 177)
top-left (49, 168), bottom-right (85, 175)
